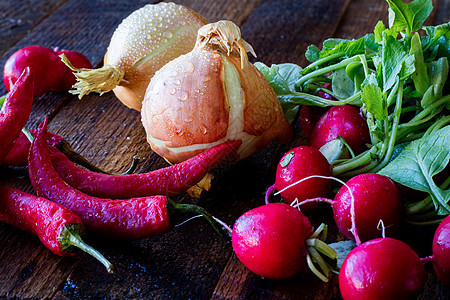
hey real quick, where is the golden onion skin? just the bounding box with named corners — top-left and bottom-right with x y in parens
top-left (141, 46), bottom-right (292, 163)
top-left (68, 2), bottom-right (206, 111)
top-left (108, 3), bottom-right (206, 111)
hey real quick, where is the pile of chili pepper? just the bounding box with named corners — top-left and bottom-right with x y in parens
top-left (28, 119), bottom-right (240, 240)
top-left (1, 67), bottom-right (241, 271)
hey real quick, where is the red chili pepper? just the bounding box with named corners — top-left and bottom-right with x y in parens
top-left (48, 139), bottom-right (241, 198)
top-left (0, 186), bottom-right (113, 272)
top-left (28, 119), bottom-right (229, 240)
top-left (3, 127), bottom-right (137, 174)
top-left (3, 129), bottom-right (63, 165)
top-left (0, 67), bottom-right (33, 164)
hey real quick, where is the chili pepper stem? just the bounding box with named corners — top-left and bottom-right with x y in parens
top-left (166, 198), bottom-right (231, 240)
top-left (59, 224), bottom-right (114, 273)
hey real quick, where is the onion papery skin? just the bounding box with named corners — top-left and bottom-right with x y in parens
top-left (79, 2), bottom-right (206, 111)
top-left (141, 46), bottom-right (292, 163)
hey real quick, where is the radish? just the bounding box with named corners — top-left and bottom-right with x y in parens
top-left (300, 105), bottom-right (327, 138)
top-left (300, 83), bottom-right (333, 138)
top-left (310, 105), bottom-right (370, 154)
top-left (3, 45), bottom-right (92, 97)
top-left (285, 173), bottom-right (402, 243)
top-left (332, 173), bottom-right (403, 242)
top-left (431, 215), bottom-right (450, 286)
top-left (265, 146), bottom-right (331, 210)
top-left (231, 202), bottom-right (337, 280)
top-left (339, 237), bottom-right (426, 300)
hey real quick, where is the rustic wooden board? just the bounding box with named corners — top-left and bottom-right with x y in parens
top-left (0, 0), bottom-right (449, 299)
top-left (0, 0), bottom-right (68, 57)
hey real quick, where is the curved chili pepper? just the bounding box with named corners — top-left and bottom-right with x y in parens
top-left (3, 127), bottom-right (138, 174)
top-left (0, 186), bottom-right (113, 272)
top-left (28, 119), bottom-right (229, 240)
top-left (0, 67), bottom-right (33, 164)
top-left (4, 129), bottom-right (62, 165)
top-left (48, 139), bottom-right (241, 198)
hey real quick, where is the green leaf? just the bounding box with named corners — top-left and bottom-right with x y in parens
top-left (386, 0), bottom-right (433, 34)
top-left (387, 0), bottom-right (415, 33)
top-left (364, 33), bottom-right (380, 53)
top-left (422, 23), bottom-right (450, 61)
top-left (276, 63), bottom-right (304, 91)
top-left (361, 83), bottom-right (386, 120)
top-left (409, 0), bottom-right (434, 32)
top-left (410, 32), bottom-right (431, 96)
top-left (254, 62), bottom-right (302, 123)
top-left (421, 57), bottom-right (449, 107)
top-left (424, 23), bottom-right (450, 46)
top-left (332, 68), bottom-right (355, 99)
top-left (328, 240), bottom-right (356, 270)
top-left (320, 37), bottom-right (365, 58)
top-left (380, 34), bottom-right (415, 92)
top-left (379, 125), bottom-right (450, 215)
top-left (374, 21), bottom-right (398, 43)
top-left (305, 45), bottom-right (321, 63)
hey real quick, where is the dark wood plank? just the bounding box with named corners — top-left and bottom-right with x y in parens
top-left (434, 0), bottom-right (449, 24)
top-left (0, 0), bottom-right (67, 57)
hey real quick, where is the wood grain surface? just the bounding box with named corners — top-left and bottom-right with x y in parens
top-left (0, 0), bottom-right (449, 299)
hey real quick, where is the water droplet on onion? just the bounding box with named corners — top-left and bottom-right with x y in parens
top-left (179, 91), bottom-right (189, 101)
top-left (185, 61), bottom-right (194, 73)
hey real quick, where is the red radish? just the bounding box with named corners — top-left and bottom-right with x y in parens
top-left (289, 173), bottom-right (402, 243)
top-left (332, 173), bottom-right (403, 242)
top-left (431, 215), bottom-right (450, 286)
top-left (3, 45), bottom-right (92, 96)
top-left (265, 146), bottom-right (331, 210)
top-left (310, 105), bottom-right (370, 154)
top-left (231, 203), bottom-right (337, 280)
top-left (300, 84), bottom-right (333, 138)
top-left (339, 238), bottom-right (426, 300)
top-left (300, 106), bottom-right (328, 138)
top-left (232, 203), bottom-right (312, 279)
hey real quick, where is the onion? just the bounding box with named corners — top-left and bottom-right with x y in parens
top-left (63, 2), bottom-right (206, 111)
top-left (141, 20), bottom-right (292, 163)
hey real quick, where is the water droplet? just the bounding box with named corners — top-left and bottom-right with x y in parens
top-left (169, 88), bottom-right (176, 95)
top-left (201, 124), bottom-right (208, 134)
top-left (169, 70), bottom-right (178, 77)
top-left (176, 128), bottom-right (184, 136)
top-left (202, 75), bottom-right (211, 82)
top-left (163, 31), bottom-right (173, 39)
top-left (179, 91), bottom-right (189, 101)
top-left (174, 79), bottom-right (181, 85)
top-left (185, 61), bottom-right (194, 73)
top-left (185, 117), bottom-right (194, 123)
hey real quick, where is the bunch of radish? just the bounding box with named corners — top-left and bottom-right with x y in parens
top-left (230, 143), bottom-right (449, 298)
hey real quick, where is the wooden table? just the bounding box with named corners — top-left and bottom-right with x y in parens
top-left (0, 0), bottom-right (449, 299)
